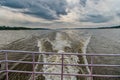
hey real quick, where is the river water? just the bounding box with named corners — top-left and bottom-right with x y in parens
top-left (0, 29), bottom-right (120, 80)
top-left (0, 29), bottom-right (120, 47)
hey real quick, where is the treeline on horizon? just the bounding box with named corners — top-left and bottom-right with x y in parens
top-left (98, 25), bottom-right (120, 29)
top-left (0, 26), bottom-right (50, 30)
top-left (0, 26), bottom-right (31, 30)
top-left (0, 25), bottom-right (120, 30)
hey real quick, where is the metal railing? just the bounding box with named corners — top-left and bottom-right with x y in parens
top-left (0, 50), bottom-right (120, 80)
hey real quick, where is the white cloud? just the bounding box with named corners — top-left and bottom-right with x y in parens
top-left (58, 0), bottom-right (120, 27)
top-left (0, 0), bottom-right (120, 28)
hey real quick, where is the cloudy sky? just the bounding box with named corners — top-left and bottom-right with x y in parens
top-left (0, 0), bottom-right (120, 28)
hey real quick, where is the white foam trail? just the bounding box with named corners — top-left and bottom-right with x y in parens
top-left (41, 33), bottom-right (79, 80)
top-left (82, 36), bottom-right (91, 74)
top-left (65, 30), bottom-right (92, 80)
top-left (53, 33), bottom-right (71, 51)
top-left (37, 31), bottom-right (92, 80)
top-left (28, 40), bottom-right (43, 80)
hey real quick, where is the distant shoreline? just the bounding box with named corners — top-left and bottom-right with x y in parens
top-left (0, 26), bottom-right (50, 30)
top-left (0, 25), bottom-right (120, 30)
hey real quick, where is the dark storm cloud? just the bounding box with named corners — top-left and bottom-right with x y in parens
top-left (0, 0), bottom-right (26, 8)
top-left (0, 0), bottom-right (67, 20)
top-left (80, 0), bottom-right (87, 7)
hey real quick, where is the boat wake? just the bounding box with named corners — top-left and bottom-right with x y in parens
top-left (36, 30), bottom-right (92, 80)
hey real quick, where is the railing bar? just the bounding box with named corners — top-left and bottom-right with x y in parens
top-left (0, 71), bottom-right (4, 73)
top-left (61, 54), bottom-right (64, 80)
top-left (32, 53), bottom-right (35, 80)
top-left (90, 56), bottom-right (93, 80)
top-left (0, 50), bottom-right (120, 56)
top-left (0, 60), bottom-right (2, 74)
top-left (6, 70), bottom-right (120, 77)
top-left (1, 50), bottom-right (120, 80)
top-left (5, 53), bottom-right (8, 80)
top-left (63, 74), bottom-right (120, 78)
top-left (3, 60), bottom-right (120, 67)
top-left (63, 74), bottom-right (120, 77)
top-left (4, 60), bottom-right (62, 65)
top-left (92, 74), bottom-right (120, 77)
top-left (0, 61), bottom-right (4, 63)
top-left (7, 70), bottom-right (61, 75)
top-left (0, 70), bottom-right (6, 72)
